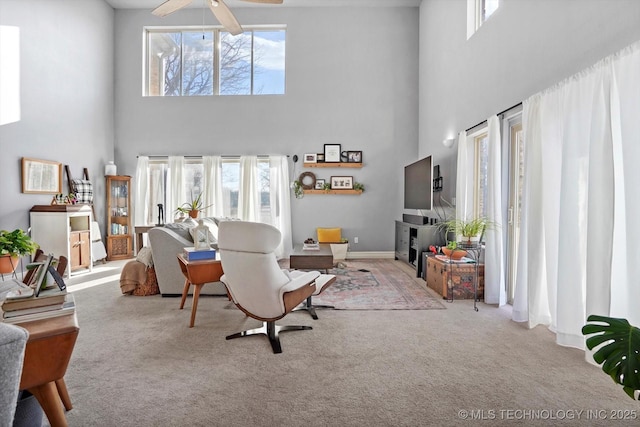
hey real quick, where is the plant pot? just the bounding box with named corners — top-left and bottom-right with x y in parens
top-left (442, 247), bottom-right (467, 260)
top-left (188, 210), bottom-right (199, 219)
top-left (0, 254), bottom-right (19, 274)
top-left (330, 243), bottom-right (348, 261)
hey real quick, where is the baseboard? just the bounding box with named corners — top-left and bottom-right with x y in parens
top-left (346, 251), bottom-right (395, 259)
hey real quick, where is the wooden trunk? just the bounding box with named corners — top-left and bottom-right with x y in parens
top-left (425, 256), bottom-right (484, 300)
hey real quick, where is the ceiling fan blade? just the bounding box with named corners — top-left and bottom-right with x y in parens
top-left (209, 0), bottom-right (243, 36)
top-left (152, 0), bottom-right (193, 17)
top-left (240, 0), bottom-right (284, 4)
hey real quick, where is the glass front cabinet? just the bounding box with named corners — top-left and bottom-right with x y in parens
top-left (106, 175), bottom-right (133, 260)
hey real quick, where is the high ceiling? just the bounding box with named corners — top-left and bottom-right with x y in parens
top-left (104, 0), bottom-right (421, 9)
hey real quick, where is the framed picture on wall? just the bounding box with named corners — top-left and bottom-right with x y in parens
top-left (330, 176), bottom-right (353, 190)
top-left (304, 153), bottom-right (317, 163)
top-left (347, 151), bottom-right (362, 163)
top-left (324, 144), bottom-right (341, 162)
top-left (315, 179), bottom-right (325, 190)
top-left (21, 157), bottom-right (62, 194)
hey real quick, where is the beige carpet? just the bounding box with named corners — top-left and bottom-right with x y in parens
top-left (51, 260), bottom-right (640, 427)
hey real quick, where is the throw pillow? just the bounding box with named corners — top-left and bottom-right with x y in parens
top-left (317, 227), bottom-right (342, 243)
top-left (164, 218), bottom-right (198, 242)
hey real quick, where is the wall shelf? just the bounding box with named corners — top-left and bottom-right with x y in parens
top-left (303, 162), bottom-right (362, 168)
top-left (303, 189), bottom-right (363, 195)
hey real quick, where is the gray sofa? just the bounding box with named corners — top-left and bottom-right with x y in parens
top-left (148, 219), bottom-right (227, 297)
top-left (0, 322), bottom-right (28, 425)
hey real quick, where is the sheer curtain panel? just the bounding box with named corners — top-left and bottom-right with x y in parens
top-left (514, 40), bottom-right (640, 350)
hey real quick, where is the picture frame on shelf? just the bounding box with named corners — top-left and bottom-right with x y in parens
top-left (324, 144), bottom-right (341, 162)
top-left (21, 157), bottom-right (62, 194)
top-left (330, 176), bottom-right (353, 190)
top-left (304, 153), bottom-right (317, 163)
top-left (347, 151), bottom-right (362, 163)
top-left (316, 153), bottom-right (325, 163)
top-left (315, 179), bottom-right (325, 190)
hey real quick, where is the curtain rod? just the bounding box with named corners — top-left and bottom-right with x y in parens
top-left (464, 102), bottom-right (523, 133)
top-left (136, 155), bottom-right (290, 159)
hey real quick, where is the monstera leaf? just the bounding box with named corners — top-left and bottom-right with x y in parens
top-left (582, 315), bottom-right (640, 400)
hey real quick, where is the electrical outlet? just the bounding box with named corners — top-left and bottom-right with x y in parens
top-left (354, 237), bottom-right (359, 244)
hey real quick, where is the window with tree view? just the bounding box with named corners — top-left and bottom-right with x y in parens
top-left (145, 27), bottom-right (285, 96)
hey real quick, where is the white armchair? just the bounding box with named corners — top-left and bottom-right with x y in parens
top-left (218, 221), bottom-right (335, 353)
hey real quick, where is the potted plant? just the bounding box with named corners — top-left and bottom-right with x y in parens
top-left (291, 180), bottom-right (304, 199)
top-left (441, 241), bottom-right (467, 260)
top-left (438, 216), bottom-right (498, 246)
top-left (330, 238), bottom-right (349, 261)
top-left (0, 229), bottom-right (39, 273)
top-left (175, 192), bottom-right (212, 219)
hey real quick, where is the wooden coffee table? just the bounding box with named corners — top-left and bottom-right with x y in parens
top-left (289, 244), bottom-right (334, 319)
top-left (289, 244), bottom-right (334, 273)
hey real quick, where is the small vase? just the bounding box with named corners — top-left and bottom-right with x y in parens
top-left (105, 161), bottom-right (117, 176)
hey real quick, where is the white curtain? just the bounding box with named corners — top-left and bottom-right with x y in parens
top-left (514, 40), bottom-right (640, 350)
top-left (484, 116), bottom-right (506, 305)
top-left (134, 156), bottom-right (149, 227)
top-left (202, 156), bottom-right (224, 219)
top-left (269, 155), bottom-right (293, 258)
top-left (168, 156), bottom-right (184, 222)
top-left (455, 130), bottom-right (472, 227)
top-left (238, 156), bottom-right (260, 222)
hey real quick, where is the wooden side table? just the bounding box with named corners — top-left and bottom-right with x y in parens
top-left (177, 254), bottom-right (224, 328)
top-left (18, 312), bottom-right (79, 427)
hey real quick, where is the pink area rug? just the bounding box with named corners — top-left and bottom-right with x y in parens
top-left (283, 259), bottom-right (446, 310)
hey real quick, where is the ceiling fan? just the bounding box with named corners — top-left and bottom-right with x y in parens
top-left (152, 0), bottom-right (282, 36)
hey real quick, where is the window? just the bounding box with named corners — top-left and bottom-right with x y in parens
top-left (467, 0), bottom-right (499, 39)
top-left (145, 27), bottom-right (285, 96)
top-left (141, 157), bottom-right (272, 224)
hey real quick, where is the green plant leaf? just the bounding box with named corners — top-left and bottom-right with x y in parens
top-left (582, 315), bottom-right (640, 400)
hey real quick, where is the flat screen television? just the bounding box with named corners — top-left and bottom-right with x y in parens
top-left (404, 156), bottom-right (433, 210)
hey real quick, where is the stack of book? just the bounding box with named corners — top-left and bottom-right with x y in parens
top-left (183, 246), bottom-right (216, 261)
top-left (1, 252), bottom-right (75, 324)
top-left (2, 288), bottom-right (75, 324)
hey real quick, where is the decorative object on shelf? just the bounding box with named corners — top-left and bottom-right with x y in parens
top-left (316, 153), bottom-right (325, 163)
top-left (347, 151), bottom-right (362, 163)
top-left (315, 179), bottom-right (325, 190)
top-left (324, 144), bottom-right (341, 162)
top-left (105, 161), bottom-right (117, 176)
top-left (175, 191), bottom-right (212, 219)
top-left (51, 193), bottom-right (77, 205)
top-left (340, 151), bottom-right (349, 162)
top-left (438, 216), bottom-right (498, 245)
top-left (353, 182), bottom-right (365, 192)
top-left (21, 157), bottom-right (62, 194)
top-left (304, 153), bottom-right (317, 163)
top-left (298, 171), bottom-right (316, 189)
top-left (0, 228), bottom-right (39, 274)
top-left (322, 182), bottom-right (332, 191)
top-left (156, 203), bottom-right (165, 226)
top-left (582, 315), bottom-right (640, 400)
top-left (330, 176), bottom-right (354, 190)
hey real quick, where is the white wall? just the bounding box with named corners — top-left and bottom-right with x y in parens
top-left (419, 0), bottom-right (640, 206)
top-left (113, 6), bottom-right (420, 251)
top-left (0, 0), bottom-right (114, 236)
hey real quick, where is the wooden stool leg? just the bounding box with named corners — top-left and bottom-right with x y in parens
top-left (189, 283), bottom-right (203, 328)
top-left (55, 378), bottom-right (73, 411)
top-left (179, 279), bottom-right (190, 309)
top-left (29, 382), bottom-right (68, 427)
